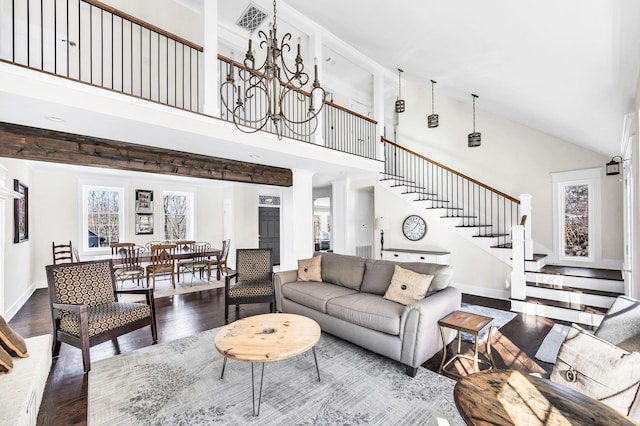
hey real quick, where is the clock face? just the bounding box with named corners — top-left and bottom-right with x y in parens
top-left (402, 215), bottom-right (427, 241)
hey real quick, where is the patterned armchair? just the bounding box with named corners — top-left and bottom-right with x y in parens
top-left (45, 259), bottom-right (157, 373)
top-left (225, 248), bottom-right (274, 324)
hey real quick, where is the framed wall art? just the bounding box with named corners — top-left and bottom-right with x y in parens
top-left (135, 189), bottom-right (154, 213)
top-left (135, 214), bottom-right (154, 235)
top-left (13, 179), bottom-right (28, 243)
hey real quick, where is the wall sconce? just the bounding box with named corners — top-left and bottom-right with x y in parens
top-left (606, 156), bottom-right (623, 175)
top-left (374, 217), bottom-right (390, 256)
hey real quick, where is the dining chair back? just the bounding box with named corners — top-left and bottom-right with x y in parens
top-left (52, 241), bottom-right (74, 264)
top-left (175, 240), bottom-right (196, 251)
top-left (146, 244), bottom-right (177, 289)
top-left (224, 248), bottom-right (274, 323)
top-left (110, 242), bottom-right (135, 256)
top-left (208, 239), bottom-right (231, 280)
top-left (115, 246), bottom-right (145, 287)
top-left (45, 259), bottom-right (157, 372)
top-left (177, 242), bottom-right (211, 284)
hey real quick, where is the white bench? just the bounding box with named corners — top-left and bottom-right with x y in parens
top-left (0, 334), bottom-right (52, 426)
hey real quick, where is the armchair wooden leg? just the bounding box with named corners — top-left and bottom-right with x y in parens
top-left (225, 305), bottom-right (229, 325)
top-left (52, 338), bottom-right (61, 357)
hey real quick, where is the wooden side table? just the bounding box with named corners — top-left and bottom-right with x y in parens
top-left (438, 310), bottom-right (495, 377)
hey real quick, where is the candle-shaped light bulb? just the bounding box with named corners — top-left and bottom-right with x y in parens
top-left (297, 37), bottom-right (301, 55)
top-left (314, 57), bottom-right (318, 81)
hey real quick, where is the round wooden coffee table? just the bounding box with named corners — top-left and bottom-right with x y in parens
top-left (215, 313), bottom-right (321, 416)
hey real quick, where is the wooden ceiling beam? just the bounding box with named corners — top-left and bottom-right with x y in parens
top-left (0, 122), bottom-right (293, 187)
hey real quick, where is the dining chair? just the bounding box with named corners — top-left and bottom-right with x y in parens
top-left (146, 244), bottom-right (177, 289)
top-left (207, 239), bottom-right (231, 281)
top-left (224, 248), bottom-right (274, 324)
top-left (52, 241), bottom-right (75, 264)
top-left (175, 240), bottom-right (196, 251)
top-left (114, 246), bottom-right (145, 288)
top-left (177, 242), bottom-right (211, 284)
top-left (144, 241), bottom-right (165, 252)
top-left (110, 242), bottom-right (135, 256)
top-left (45, 259), bottom-right (157, 373)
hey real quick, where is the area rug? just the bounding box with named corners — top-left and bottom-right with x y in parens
top-left (88, 329), bottom-right (464, 425)
top-left (117, 277), bottom-right (224, 302)
top-left (459, 303), bottom-right (517, 343)
top-left (534, 323), bottom-right (571, 364)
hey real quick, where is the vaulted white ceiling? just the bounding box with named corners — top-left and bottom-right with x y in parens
top-left (252, 0), bottom-right (640, 157)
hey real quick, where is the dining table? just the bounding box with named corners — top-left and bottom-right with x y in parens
top-left (96, 246), bottom-right (224, 280)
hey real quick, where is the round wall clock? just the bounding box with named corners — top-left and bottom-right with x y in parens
top-left (402, 215), bottom-right (427, 241)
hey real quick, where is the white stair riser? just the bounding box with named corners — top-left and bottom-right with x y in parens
top-left (525, 258), bottom-right (546, 271)
top-left (511, 300), bottom-right (604, 327)
top-left (525, 272), bottom-right (625, 293)
top-left (526, 286), bottom-right (617, 309)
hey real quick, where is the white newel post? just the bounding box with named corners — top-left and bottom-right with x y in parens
top-left (0, 164), bottom-right (23, 317)
top-left (519, 194), bottom-right (533, 260)
top-left (510, 225), bottom-right (526, 300)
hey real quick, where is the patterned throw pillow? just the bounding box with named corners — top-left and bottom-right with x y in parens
top-left (551, 324), bottom-right (640, 415)
top-left (0, 345), bottom-right (12, 373)
top-left (297, 256), bottom-right (322, 282)
top-left (383, 265), bottom-right (433, 305)
top-left (0, 315), bottom-right (28, 358)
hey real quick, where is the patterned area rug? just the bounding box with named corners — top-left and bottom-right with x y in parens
top-left (88, 328), bottom-right (464, 425)
top-left (459, 303), bottom-right (517, 343)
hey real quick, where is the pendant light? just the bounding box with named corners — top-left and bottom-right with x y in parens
top-left (428, 80), bottom-right (439, 128)
top-left (395, 69), bottom-right (405, 113)
top-left (468, 94), bottom-right (481, 147)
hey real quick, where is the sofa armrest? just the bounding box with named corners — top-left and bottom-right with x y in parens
top-left (274, 270), bottom-right (299, 312)
top-left (399, 286), bottom-right (462, 368)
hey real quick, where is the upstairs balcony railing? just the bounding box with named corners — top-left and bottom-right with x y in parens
top-left (382, 138), bottom-right (521, 248)
top-left (0, 0), bottom-right (203, 112)
top-left (1, 0), bottom-right (379, 160)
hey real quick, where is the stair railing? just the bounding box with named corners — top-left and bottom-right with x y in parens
top-left (382, 138), bottom-right (521, 248)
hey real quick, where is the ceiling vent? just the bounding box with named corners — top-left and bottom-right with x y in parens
top-left (236, 5), bottom-right (269, 33)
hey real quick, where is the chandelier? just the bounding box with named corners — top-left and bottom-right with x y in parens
top-left (220, 0), bottom-right (326, 140)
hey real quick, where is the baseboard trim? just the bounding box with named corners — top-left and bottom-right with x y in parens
top-left (5, 281), bottom-right (43, 321)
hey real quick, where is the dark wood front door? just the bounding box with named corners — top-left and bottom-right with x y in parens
top-left (259, 207), bottom-right (280, 265)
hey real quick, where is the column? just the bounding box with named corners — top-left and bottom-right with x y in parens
top-left (331, 178), bottom-right (356, 255)
top-left (202, 0), bottom-right (219, 117)
top-left (280, 169), bottom-right (315, 270)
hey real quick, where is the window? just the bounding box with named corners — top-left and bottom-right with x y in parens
top-left (552, 168), bottom-right (602, 264)
top-left (163, 191), bottom-right (193, 241)
top-left (82, 185), bottom-right (125, 250)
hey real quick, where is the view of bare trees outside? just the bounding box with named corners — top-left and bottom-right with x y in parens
top-left (164, 194), bottom-right (188, 240)
top-left (87, 190), bottom-right (120, 247)
top-left (564, 184), bottom-right (589, 257)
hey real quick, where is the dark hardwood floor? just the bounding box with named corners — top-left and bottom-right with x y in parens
top-left (9, 288), bottom-right (558, 425)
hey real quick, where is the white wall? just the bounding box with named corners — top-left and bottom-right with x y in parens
top-left (396, 79), bottom-right (624, 265)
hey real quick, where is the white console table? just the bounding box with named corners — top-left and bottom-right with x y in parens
top-left (382, 248), bottom-right (451, 265)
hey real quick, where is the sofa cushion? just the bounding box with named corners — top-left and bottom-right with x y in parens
top-left (0, 345), bottom-right (12, 373)
top-left (361, 260), bottom-right (452, 295)
top-left (321, 253), bottom-right (366, 291)
top-left (297, 256), bottom-right (322, 282)
top-left (384, 265), bottom-right (433, 305)
top-left (594, 295), bottom-right (640, 353)
top-left (551, 324), bottom-right (640, 416)
top-left (326, 293), bottom-right (405, 335)
top-left (281, 282), bottom-right (358, 313)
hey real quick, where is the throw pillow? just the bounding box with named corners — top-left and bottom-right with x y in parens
top-left (383, 265), bottom-right (433, 305)
top-left (0, 345), bottom-right (12, 373)
top-left (297, 256), bottom-right (322, 282)
top-left (550, 324), bottom-right (640, 415)
top-left (0, 315), bottom-right (28, 358)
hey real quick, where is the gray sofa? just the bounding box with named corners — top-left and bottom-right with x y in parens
top-left (274, 252), bottom-right (461, 376)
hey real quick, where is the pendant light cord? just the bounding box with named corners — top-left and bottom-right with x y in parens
top-left (431, 80), bottom-right (436, 114)
top-left (472, 94), bottom-right (478, 132)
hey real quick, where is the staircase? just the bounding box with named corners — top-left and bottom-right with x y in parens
top-left (380, 138), bottom-right (624, 326)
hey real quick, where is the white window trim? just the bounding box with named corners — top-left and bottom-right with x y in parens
top-left (551, 167), bottom-right (602, 266)
top-left (81, 184), bottom-right (126, 253)
top-left (162, 189), bottom-right (195, 241)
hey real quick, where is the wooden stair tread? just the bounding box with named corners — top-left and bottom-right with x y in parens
top-left (536, 265), bottom-right (622, 281)
top-left (524, 296), bottom-right (608, 315)
top-left (526, 282), bottom-right (622, 298)
top-left (531, 253), bottom-right (548, 261)
top-left (473, 233), bottom-right (509, 238)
